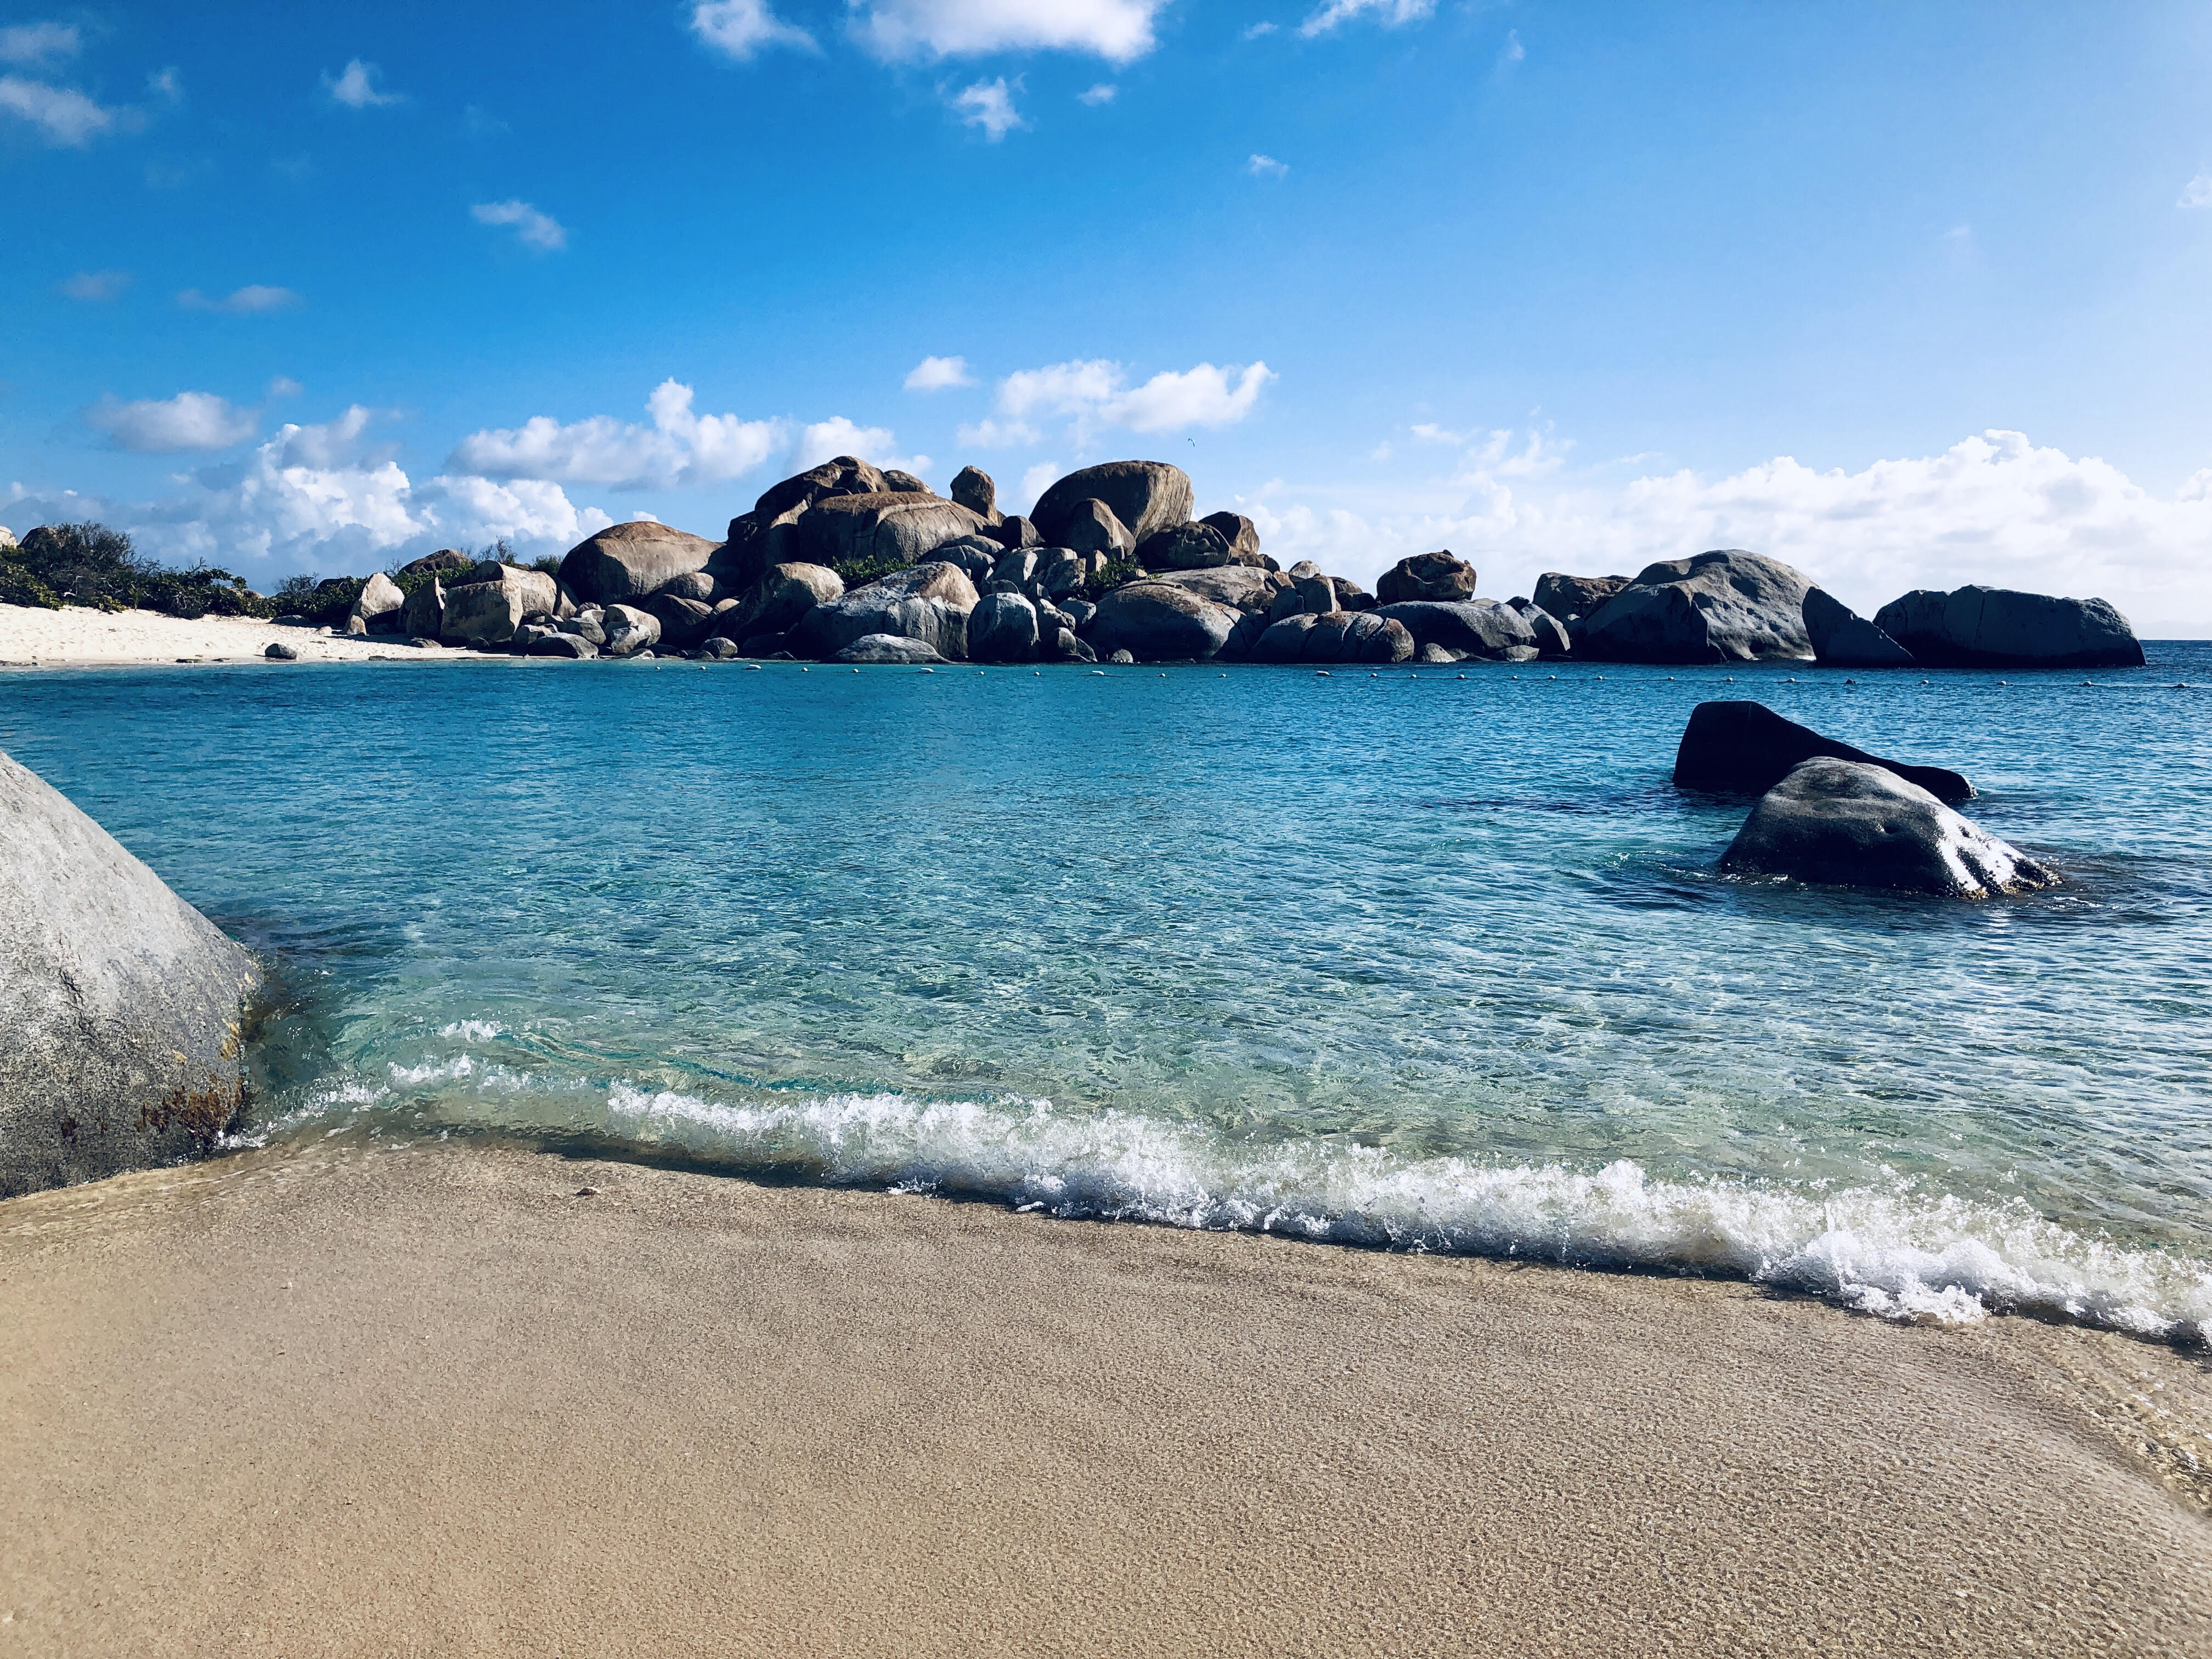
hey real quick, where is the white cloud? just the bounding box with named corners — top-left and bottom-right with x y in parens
top-left (0, 74), bottom-right (122, 145)
top-left (1499, 29), bottom-right (1524, 66)
top-left (795, 416), bottom-right (928, 477)
top-left (1245, 428), bottom-right (2212, 635)
top-left (1078, 82), bottom-right (1116, 105)
top-left (1243, 21), bottom-right (1279, 38)
top-left (952, 77), bottom-right (1025, 140)
top-left (1017, 461), bottom-right (1062, 512)
top-left (0, 21), bottom-right (80, 67)
top-left (995, 358), bottom-right (1274, 441)
top-left (851, 0), bottom-right (1167, 64)
top-left (59, 269), bottom-right (131, 301)
top-left (178, 284), bottom-right (303, 314)
top-left (689, 0), bottom-right (817, 60)
top-left (2179, 172), bottom-right (2212, 210)
top-left (323, 59), bottom-right (404, 109)
top-left (954, 417), bottom-right (1042, 448)
top-left (1247, 153), bottom-right (1288, 178)
top-left (84, 391), bottom-right (257, 454)
top-left (1299, 0), bottom-right (1436, 37)
top-left (267, 375), bottom-right (304, 398)
top-left (452, 380), bottom-right (784, 489)
top-left (905, 355), bottom-right (974, 391)
top-left (146, 65), bottom-right (182, 103)
top-left (1412, 423), bottom-right (1569, 480)
top-left (471, 199), bottom-right (568, 251)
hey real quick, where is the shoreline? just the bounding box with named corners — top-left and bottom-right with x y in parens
top-left (0, 602), bottom-right (466, 666)
top-left (3, 1136), bottom-right (2208, 1656)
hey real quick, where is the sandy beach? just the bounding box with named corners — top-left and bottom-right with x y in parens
top-left (0, 602), bottom-right (459, 666)
top-left (2, 1136), bottom-right (2207, 1658)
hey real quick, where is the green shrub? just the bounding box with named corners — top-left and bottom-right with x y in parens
top-left (0, 555), bottom-right (61, 609)
top-left (1080, 554), bottom-right (1142, 601)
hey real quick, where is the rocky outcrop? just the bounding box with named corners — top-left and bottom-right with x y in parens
top-left (642, 593), bottom-right (716, 647)
top-left (1505, 598), bottom-right (1572, 657)
top-left (350, 572), bottom-right (404, 632)
top-left (1148, 566), bottom-right (1290, 615)
top-left (601, 603), bottom-right (662, 657)
top-left (1136, 521), bottom-right (1232, 571)
top-left (882, 470), bottom-right (931, 495)
top-left (1721, 759), bottom-right (2055, 898)
top-left (1031, 461), bottom-right (1195, 547)
top-left (2, 748), bottom-right (259, 1196)
top-left (1254, 611), bottom-right (1415, 664)
top-left (1084, 580), bottom-right (1240, 662)
top-left (1803, 588), bottom-right (1914, 668)
top-left (1673, 701), bottom-right (1973, 803)
top-left (1062, 499), bottom-right (1135, 560)
top-left (1201, 512), bottom-right (1262, 560)
top-left (441, 569), bottom-right (556, 646)
top-left (399, 548), bottom-right (474, 578)
top-left (528, 632), bottom-right (597, 658)
top-left (968, 592), bottom-right (1040, 663)
top-left (1531, 573), bottom-right (1631, 631)
top-left (951, 466), bottom-right (1000, 523)
top-left (558, 522), bottom-right (720, 606)
top-left (402, 578), bottom-right (445, 639)
top-left (723, 562), bottom-right (844, 642)
top-left (1373, 600), bottom-right (1539, 662)
top-left (789, 562), bottom-right (978, 661)
top-left (1871, 586), bottom-right (2145, 669)
top-left (1375, 552), bottom-right (1478, 604)
top-left (1576, 550), bottom-right (1815, 664)
top-left (831, 634), bottom-right (946, 665)
top-left (793, 493), bottom-right (990, 574)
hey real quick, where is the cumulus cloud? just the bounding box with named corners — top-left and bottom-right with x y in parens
top-left (1078, 82), bottom-right (1116, 105)
top-left (1247, 153), bottom-right (1288, 178)
top-left (2180, 172), bottom-right (2212, 210)
top-left (0, 75), bottom-right (125, 144)
top-left (0, 21), bottom-right (80, 67)
top-left (905, 355), bottom-right (974, 391)
top-left (851, 0), bottom-right (1167, 63)
top-left (1299, 0), bottom-right (1436, 36)
top-left (178, 284), bottom-right (302, 314)
top-left (1243, 428), bottom-right (2212, 634)
top-left (689, 0), bottom-right (817, 60)
top-left (471, 199), bottom-right (567, 251)
top-left (1243, 21), bottom-right (1279, 39)
top-left (84, 391), bottom-right (257, 454)
top-left (795, 416), bottom-right (929, 477)
top-left (59, 269), bottom-right (131, 301)
top-left (994, 358), bottom-right (1275, 441)
top-left (322, 59), bottom-right (404, 108)
top-left (952, 77), bottom-right (1025, 139)
top-left (449, 379), bottom-right (782, 489)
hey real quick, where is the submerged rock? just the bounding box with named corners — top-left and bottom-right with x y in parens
top-left (1872, 586), bottom-right (2145, 669)
top-left (1, 748), bottom-right (259, 1196)
top-left (1722, 758), bottom-right (2055, 897)
top-left (1673, 701), bottom-right (1973, 803)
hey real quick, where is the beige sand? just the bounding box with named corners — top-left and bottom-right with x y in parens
top-left (0, 602), bottom-right (462, 665)
top-left (3, 1136), bottom-right (2208, 1658)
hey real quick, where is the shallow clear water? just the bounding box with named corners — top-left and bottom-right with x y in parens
top-left (5, 646), bottom-right (2209, 1335)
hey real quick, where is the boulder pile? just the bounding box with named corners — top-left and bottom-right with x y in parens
top-left (306, 455), bottom-right (2148, 670)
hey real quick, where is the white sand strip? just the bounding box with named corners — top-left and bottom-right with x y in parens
top-left (0, 602), bottom-right (470, 666)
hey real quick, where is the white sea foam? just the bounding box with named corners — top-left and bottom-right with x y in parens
top-left (575, 1085), bottom-right (2212, 1342)
top-left (439, 1020), bottom-right (505, 1042)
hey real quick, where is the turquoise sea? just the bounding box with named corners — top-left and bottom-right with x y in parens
top-left (4, 646), bottom-right (2208, 1338)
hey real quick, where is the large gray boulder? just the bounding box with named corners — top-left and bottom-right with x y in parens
top-left (558, 521), bottom-right (720, 606)
top-left (601, 603), bottom-right (662, 657)
top-left (967, 592), bottom-right (1040, 663)
top-left (1083, 580), bottom-right (1240, 662)
top-left (400, 577), bottom-right (445, 639)
top-left (1803, 588), bottom-right (1914, 668)
top-left (641, 592), bottom-right (716, 647)
top-left (1722, 759), bottom-right (2055, 898)
top-left (789, 562), bottom-right (978, 661)
top-left (793, 492), bottom-right (990, 573)
top-left (950, 466), bottom-right (1001, 523)
top-left (1673, 701), bottom-right (1973, 802)
top-left (2, 749), bottom-right (259, 1196)
top-left (1375, 551), bottom-right (1478, 604)
top-left (1374, 599), bottom-right (1539, 661)
top-left (440, 568), bottom-right (556, 646)
top-left (1062, 498), bottom-right (1135, 560)
top-left (1137, 521), bottom-right (1234, 571)
top-left (1147, 566), bottom-right (1291, 614)
top-left (1531, 573), bottom-right (1632, 630)
top-left (1505, 597), bottom-right (1573, 657)
top-left (349, 571), bottom-right (405, 632)
top-left (1201, 512), bottom-right (1262, 560)
top-left (723, 562), bottom-right (844, 641)
top-left (1871, 586), bottom-right (2145, 669)
top-left (1299, 611), bottom-right (1415, 664)
top-left (1577, 550), bottom-right (1815, 664)
top-left (1031, 461), bottom-right (1194, 547)
top-left (831, 634), bottom-right (946, 665)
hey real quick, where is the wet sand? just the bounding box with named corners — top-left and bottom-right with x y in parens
top-left (2, 1136), bottom-right (2208, 1657)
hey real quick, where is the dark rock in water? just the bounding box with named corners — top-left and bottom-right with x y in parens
top-left (558, 521), bottom-right (720, 606)
top-left (1201, 512), bottom-right (1262, 560)
top-left (1062, 498), bottom-right (1136, 559)
top-left (740, 631), bottom-right (789, 658)
top-left (1722, 758), bottom-right (2054, 897)
top-left (1415, 642), bottom-right (1462, 664)
top-left (881, 469), bottom-right (932, 495)
top-left (831, 633), bottom-right (946, 665)
top-left (1031, 461), bottom-right (1194, 547)
top-left (968, 592), bottom-right (1040, 663)
top-left (789, 562), bottom-right (978, 661)
top-left (1107, 648), bottom-right (1135, 664)
top-left (1376, 551), bottom-right (1478, 604)
top-left (2, 748), bottom-right (259, 1196)
top-left (1871, 586), bottom-right (2145, 669)
top-left (951, 465), bottom-right (1000, 523)
top-left (264, 641), bottom-right (299, 660)
top-left (1137, 520), bottom-right (1233, 571)
top-left (1085, 580), bottom-right (1241, 662)
top-left (1532, 572), bottom-right (1632, 628)
top-left (529, 631), bottom-right (598, 658)
top-left (1673, 701), bottom-right (1974, 803)
top-left (1506, 597), bottom-right (1573, 657)
top-left (1803, 588), bottom-right (1914, 668)
top-left (1375, 599), bottom-right (1538, 662)
top-left (1061, 634), bottom-right (1098, 664)
top-left (1577, 550), bottom-right (1815, 664)
top-left (701, 636), bottom-right (742, 659)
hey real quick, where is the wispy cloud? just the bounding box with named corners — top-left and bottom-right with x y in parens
top-left (1078, 82), bottom-right (1116, 105)
top-left (1498, 28), bottom-right (1524, 68)
top-left (0, 74), bottom-right (127, 145)
top-left (471, 199), bottom-right (568, 251)
top-left (84, 390), bottom-right (257, 454)
top-left (1247, 153), bottom-right (1288, 178)
top-left (905, 356), bottom-right (974, 392)
top-left (1243, 21), bottom-right (1279, 39)
top-left (322, 59), bottom-right (404, 109)
top-left (689, 0), bottom-right (817, 61)
top-left (0, 21), bottom-right (80, 68)
top-left (952, 77), bottom-right (1025, 140)
top-left (2180, 172), bottom-right (2212, 210)
top-left (851, 0), bottom-right (1167, 64)
top-left (178, 284), bottom-right (302, 314)
top-left (991, 358), bottom-right (1276, 441)
top-left (1298, 0), bottom-right (1436, 38)
top-left (59, 269), bottom-right (131, 301)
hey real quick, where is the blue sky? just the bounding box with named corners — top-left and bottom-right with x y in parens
top-left (5, 1), bottom-right (2211, 628)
